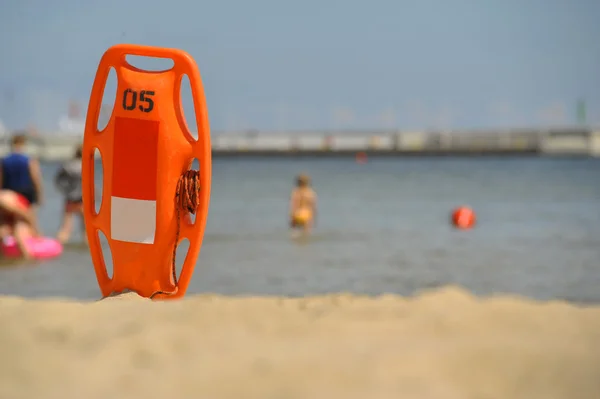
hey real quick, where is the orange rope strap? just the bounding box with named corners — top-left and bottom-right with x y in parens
top-left (150, 169), bottom-right (201, 299)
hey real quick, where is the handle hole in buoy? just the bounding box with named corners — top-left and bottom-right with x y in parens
top-left (97, 67), bottom-right (117, 132)
top-left (92, 147), bottom-right (103, 215)
top-left (173, 238), bottom-right (189, 284)
top-left (177, 74), bottom-right (199, 141)
top-left (124, 55), bottom-right (174, 72)
top-left (97, 230), bottom-right (114, 280)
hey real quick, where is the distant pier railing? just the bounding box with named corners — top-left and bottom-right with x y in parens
top-left (0, 128), bottom-right (598, 161)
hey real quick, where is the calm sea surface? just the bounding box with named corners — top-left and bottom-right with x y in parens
top-left (0, 156), bottom-right (599, 304)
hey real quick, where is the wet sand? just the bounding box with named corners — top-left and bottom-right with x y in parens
top-left (1, 286), bottom-right (599, 399)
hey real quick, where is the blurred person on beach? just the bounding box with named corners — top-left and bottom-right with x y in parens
top-left (0, 134), bottom-right (44, 228)
top-left (54, 144), bottom-right (86, 245)
top-left (0, 189), bottom-right (40, 259)
top-left (289, 173), bottom-right (317, 235)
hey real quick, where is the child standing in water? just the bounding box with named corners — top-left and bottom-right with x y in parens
top-left (55, 144), bottom-right (85, 245)
top-left (289, 174), bottom-right (317, 235)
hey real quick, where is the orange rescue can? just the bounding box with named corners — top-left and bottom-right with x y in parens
top-left (82, 44), bottom-right (212, 300)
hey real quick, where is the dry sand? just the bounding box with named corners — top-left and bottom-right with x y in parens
top-left (1, 286), bottom-right (599, 399)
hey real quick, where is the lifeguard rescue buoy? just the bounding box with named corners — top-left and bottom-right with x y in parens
top-left (82, 44), bottom-right (212, 300)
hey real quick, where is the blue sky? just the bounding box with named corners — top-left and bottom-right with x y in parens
top-left (0, 0), bottom-right (599, 132)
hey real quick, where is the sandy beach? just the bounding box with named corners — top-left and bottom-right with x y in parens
top-left (1, 286), bottom-right (599, 399)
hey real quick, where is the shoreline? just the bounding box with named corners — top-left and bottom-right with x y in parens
top-left (2, 286), bottom-right (599, 399)
top-left (2, 127), bottom-right (599, 161)
top-left (209, 149), bottom-right (544, 157)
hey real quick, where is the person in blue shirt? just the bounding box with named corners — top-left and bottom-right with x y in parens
top-left (0, 134), bottom-right (44, 227)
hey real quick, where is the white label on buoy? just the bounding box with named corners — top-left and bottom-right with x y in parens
top-left (110, 197), bottom-right (156, 244)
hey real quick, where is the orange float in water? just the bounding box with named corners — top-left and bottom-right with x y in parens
top-left (82, 44), bottom-right (212, 300)
top-left (451, 206), bottom-right (476, 229)
top-left (355, 152), bottom-right (367, 164)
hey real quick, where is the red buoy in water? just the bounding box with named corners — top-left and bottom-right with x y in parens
top-left (451, 206), bottom-right (476, 229)
top-left (355, 152), bottom-right (367, 164)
